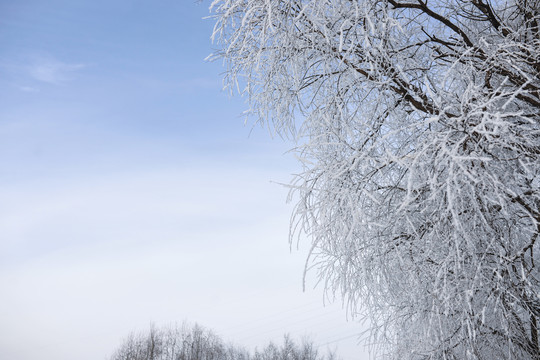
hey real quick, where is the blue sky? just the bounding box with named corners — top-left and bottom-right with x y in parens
top-left (0, 1), bottom-right (368, 359)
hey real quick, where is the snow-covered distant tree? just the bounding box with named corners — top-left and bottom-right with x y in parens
top-left (109, 323), bottom-right (250, 360)
top-left (109, 324), bottom-right (335, 360)
top-left (253, 335), bottom-right (336, 360)
top-left (209, 0), bottom-right (540, 358)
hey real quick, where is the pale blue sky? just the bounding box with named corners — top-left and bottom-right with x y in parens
top-left (0, 1), bottom-right (368, 360)
top-left (0, 0), bottom-right (272, 182)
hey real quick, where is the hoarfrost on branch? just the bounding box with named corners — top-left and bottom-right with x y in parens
top-left (210, 0), bottom-right (540, 358)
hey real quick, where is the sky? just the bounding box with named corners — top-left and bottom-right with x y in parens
top-left (0, 1), bottom-right (369, 359)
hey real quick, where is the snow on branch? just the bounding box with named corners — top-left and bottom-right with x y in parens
top-left (210, 0), bottom-right (540, 358)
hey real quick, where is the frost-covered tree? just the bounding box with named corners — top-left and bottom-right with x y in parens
top-left (209, 0), bottom-right (540, 358)
top-left (253, 335), bottom-right (336, 360)
top-left (109, 323), bottom-right (250, 360)
top-left (109, 324), bottom-right (335, 360)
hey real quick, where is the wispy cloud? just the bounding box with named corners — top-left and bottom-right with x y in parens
top-left (0, 54), bottom-right (87, 91)
top-left (16, 85), bottom-right (40, 93)
top-left (27, 56), bottom-right (86, 85)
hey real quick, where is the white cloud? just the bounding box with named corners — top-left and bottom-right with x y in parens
top-left (0, 54), bottom-right (87, 91)
top-left (27, 57), bottom-right (86, 84)
top-left (17, 85), bottom-right (40, 92)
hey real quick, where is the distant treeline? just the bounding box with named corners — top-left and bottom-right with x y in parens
top-left (110, 322), bottom-right (338, 360)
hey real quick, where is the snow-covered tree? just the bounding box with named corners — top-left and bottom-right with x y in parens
top-left (109, 323), bottom-right (250, 360)
top-left (209, 0), bottom-right (540, 358)
top-left (109, 324), bottom-right (335, 360)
